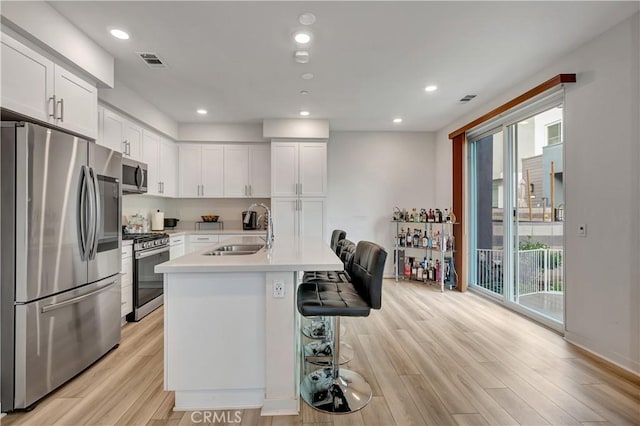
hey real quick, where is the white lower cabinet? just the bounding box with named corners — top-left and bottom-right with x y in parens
top-left (272, 197), bottom-right (325, 240)
top-left (170, 235), bottom-right (186, 259)
top-left (186, 235), bottom-right (219, 254)
top-left (121, 245), bottom-right (133, 319)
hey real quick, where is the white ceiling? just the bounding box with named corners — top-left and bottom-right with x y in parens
top-left (49, 1), bottom-right (639, 131)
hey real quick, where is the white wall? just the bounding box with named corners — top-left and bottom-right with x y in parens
top-left (99, 81), bottom-right (179, 140)
top-left (434, 12), bottom-right (640, 375)
top-left (326, 131), bottom-right (437, 275)
top-left (123, 196), bottom-right (269, 231)
top-left (0, 1), bottom-right (114, 87)
top-left (263, 119), bottom-right (329, 139)
top-left (179, 123), bottom-right (265, 142)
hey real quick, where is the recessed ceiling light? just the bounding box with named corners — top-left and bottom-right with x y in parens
top-left (424, 85), bottom-right (438, 92)
top-left (393, 118), bottom-right (403, 124)
top-left (299, 12), bottom-right (316, 25)
top-left (301, 73), bottom-right (314, 80)
top-left (520, 120), bottom-right (529, 125)
top-left (300, 111), bottom-right (310, 116)
top-left (197, 109), bottom-right (207, 115)
top-left (109, 28), bottom-right (130, 40)
top-left (300, 90), bottom-right (309, 95)
top-left (294, 32), bottom-right (311, 44)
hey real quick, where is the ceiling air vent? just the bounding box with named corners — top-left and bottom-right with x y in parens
top-left (459, 94), bottom-right (477, 103)
top-left (137, 52), bottom-right (167, 69)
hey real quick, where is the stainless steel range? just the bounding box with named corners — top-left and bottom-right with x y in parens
top-left (123, 233), bottom-right (170, 321)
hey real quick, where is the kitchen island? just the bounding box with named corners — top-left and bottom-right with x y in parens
top-left (155, 236), bottom-right (342, 416)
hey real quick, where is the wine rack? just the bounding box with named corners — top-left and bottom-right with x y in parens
top-left (392, 220), bottom-right (456, 292)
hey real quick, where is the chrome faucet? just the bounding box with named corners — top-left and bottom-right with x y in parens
top-left (245, 203), bottom-right (274, 249)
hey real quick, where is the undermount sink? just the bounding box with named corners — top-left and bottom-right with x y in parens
top-left (203, 244), bottom-right (265, 256)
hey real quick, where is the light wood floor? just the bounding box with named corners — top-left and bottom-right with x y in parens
top-left (3, 280), bottom-right (639, 426)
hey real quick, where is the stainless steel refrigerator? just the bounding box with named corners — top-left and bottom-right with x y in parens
top-left (1, 121), bottom-right (122, 411)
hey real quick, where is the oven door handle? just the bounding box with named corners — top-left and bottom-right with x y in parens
top-left (135, 246), bottom-right (170, 260)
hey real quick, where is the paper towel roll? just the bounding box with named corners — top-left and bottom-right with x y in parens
top-left (151, 210), bottom-right (165, 231)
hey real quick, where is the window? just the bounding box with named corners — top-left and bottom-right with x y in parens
top-left (546, 121), bottom-right (562, 145)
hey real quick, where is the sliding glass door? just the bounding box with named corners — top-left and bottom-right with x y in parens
top-left (470, 103), bottom-right (565, 327)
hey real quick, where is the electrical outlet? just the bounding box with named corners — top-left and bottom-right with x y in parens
top-left (273, 280), bottom-right (285, 298)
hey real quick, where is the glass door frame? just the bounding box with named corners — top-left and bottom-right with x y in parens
top-left (467, 90), bottom-right (566, 333)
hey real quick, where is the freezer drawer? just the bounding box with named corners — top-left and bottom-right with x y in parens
top-left (13, 276), bottom-right (121, 409)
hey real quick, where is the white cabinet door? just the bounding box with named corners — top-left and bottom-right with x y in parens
top-left (170, 243), bottom-right (185, 259)
top-left (299, 198), bottom-right (326, 240)
top-left (249, 145), bottom-right (270, 197)
top-left (1, 35), bottom-right (54, 123)
top-left (102, 108), bottom-right (126, 153)
top-left (201, 145), bottom-right (224, 197)
top-left (124, 120), bottom-right (143, 161)
top-left (223, 145), bottom-right (249, 197)
top-left (271, 142), bottom-right (299, 197)
top-left (53, 65), bottom-right (97, 139)
top-left (299, 143), bottom-right (327, 197)
top-left (179, 144), bottom-right (202, 197)
top-left (121, 246), bottom-right (133, 317)
top-left (143, 130), bottom-right (161, 196)
top-left (160, 139), bottom-right (178, 197)
top-left (271, 197), bottom-right (298, 238)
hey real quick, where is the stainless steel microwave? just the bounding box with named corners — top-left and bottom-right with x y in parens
top-left (122, 158), bottom-right (148, 194)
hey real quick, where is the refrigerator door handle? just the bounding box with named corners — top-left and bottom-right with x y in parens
top-left (90, 168), bottom-right (101, 259)
top-left (40, 280), bottom-right (117, 313)
top-left (79, 166), bottom-right (90, 260)
top-left (86, 168), bottom-right (97, 260)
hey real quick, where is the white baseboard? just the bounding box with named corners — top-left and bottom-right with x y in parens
top-left (564, 331), bottom-right (640, 378)
top-left (174, 389), bottom-right (264, 411)
top-left (261, 398), bottom-right (299, 416)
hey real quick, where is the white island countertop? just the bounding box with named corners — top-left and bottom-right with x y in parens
top-left (155, 236), bottom-right (343, 273)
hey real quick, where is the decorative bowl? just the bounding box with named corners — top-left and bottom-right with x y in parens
top-left (201, 215), bottom-right (219, 222)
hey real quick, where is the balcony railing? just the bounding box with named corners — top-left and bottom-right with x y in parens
top-left (475, 248), bottom-right (563, 296)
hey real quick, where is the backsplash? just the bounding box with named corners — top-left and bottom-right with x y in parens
top-left (122, 195), bottom-right (270, 231)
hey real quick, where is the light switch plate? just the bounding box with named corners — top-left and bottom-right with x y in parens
top-left (578, 224), bottom-right (587, 237)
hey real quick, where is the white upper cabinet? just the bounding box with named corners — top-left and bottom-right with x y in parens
top-left (201, 146), bottom-right (224, 197)
top-left (271, 198), bottom-right (298, 238)
top-left (223, 145), bottom-right (250, 197)
top-left (178, 144), bottom-right (201, 198)
top-left (160, 139), bottom-right (178, 197)
top-left (178, 144), bottom-right (223, 198)
top-left (1, 34), bottom-right (54, 123)
top-left (143, 131), bottom-right (178, 197)
top-left (53, 65), bottom-right (97, 138)
top-left (1, 34), bottom-right (97, 139)
top-left (249, 145), bottom-right (271, 197)
top-left (124, 120), bottom-right (143, 161)
top-left (143, 130), bottom-right (161, 196)
top-left (271, 141), bottom-right (326, 197)
top-left (98, 106), bottom-right (143, 160)
top-left (271, 142), bottom-right (299, 197)
top-left (222, 144), bottom-right (270, 197)
top-left (299, 143), bottom-right (327, 196)
top-left (101, 108), bottom-right (125, 153)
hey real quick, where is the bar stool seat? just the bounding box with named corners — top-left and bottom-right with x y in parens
top-left (297, 241), bottom-right (387, 414)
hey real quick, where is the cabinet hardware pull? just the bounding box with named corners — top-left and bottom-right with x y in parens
top-left (57, 98), bottom-right (64, 122)
top-left (49, 95), bottom-right (57, 119)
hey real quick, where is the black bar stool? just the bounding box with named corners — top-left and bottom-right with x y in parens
top-left (297, 241), bottom-right (387, 414)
